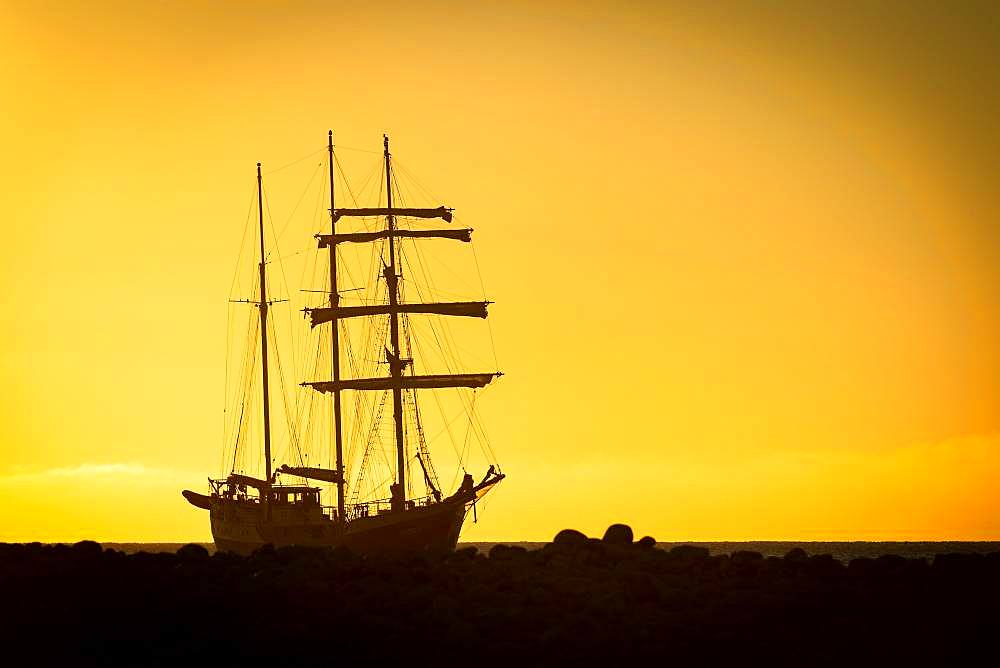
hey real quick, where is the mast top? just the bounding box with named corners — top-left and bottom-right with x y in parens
top-left (384, 134), bottom-right (390, 155)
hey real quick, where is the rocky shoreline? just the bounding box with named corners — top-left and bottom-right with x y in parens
top-left (3, 524), bottom-right (998, 664)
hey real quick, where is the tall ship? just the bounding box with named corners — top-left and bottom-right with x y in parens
top-left (183, 132), bottom-right (505, 554)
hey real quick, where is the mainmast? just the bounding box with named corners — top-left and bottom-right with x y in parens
top-left (256, 163), bottom-right (273, 485)
top-left (302, 135), bottom-right (501, 509)
top-left (383, 135), bottom-right (407, 512)
top-left (327, 131), bottom-right (346, 521)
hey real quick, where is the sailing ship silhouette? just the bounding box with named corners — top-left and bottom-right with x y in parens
top-left (183, 132), bottom-right (504, 554)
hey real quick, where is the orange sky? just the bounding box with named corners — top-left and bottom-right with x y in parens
top-left (1, 1), bottom-right (998, 541)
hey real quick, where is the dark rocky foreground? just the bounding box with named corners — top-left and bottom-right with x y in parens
top-left (2, 525), bottom-right (998, 666)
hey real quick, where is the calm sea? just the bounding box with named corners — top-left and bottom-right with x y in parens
top-left (96, 541), bottom-right (1000, 562)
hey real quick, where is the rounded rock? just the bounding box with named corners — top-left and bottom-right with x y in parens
top-left (177, 543), bottom-right (210, 561)
top-left (784, 547), bottom-right (809, 562)
top-left (552, 528), bottom-right (588, 547)
top-left (602, 524), bottom-right (634, 545)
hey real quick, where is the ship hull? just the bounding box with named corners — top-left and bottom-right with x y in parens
top-left (209, 499), bottom-right (467, 556)
top-left (199, 477), bottom-right (502, 556)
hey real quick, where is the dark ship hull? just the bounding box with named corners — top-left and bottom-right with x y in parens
top-left (184, 475), bottom-right (502, 556)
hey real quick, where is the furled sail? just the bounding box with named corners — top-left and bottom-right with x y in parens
top-left (317, 228), bottom-right (472, 247)
top-left (308, 301), bottom-right (489, 327)
top-left (277, 465), bottom-right (343, 484)
top-left (226, 473), bottom-right (272, 489)
top-left (304, 372), bottom-right (500, 393)
top-left (332, 206), bottom-right (453, 223)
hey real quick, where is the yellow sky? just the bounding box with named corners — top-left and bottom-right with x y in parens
top-left (1, 1), bottom-right (998, 541)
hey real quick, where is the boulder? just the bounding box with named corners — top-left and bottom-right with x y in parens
top-left (552, 528), bottom-right (588, 547)
top-left (668, 545), bottom-right (710, 561)
top-left (176, 543), bottom-right (210, 561)
top-left (783, 547), bottom-right (809, 563)
top-left (489, 544), bottom-right (511, 560)
top-left (602, 524), bottom-right (634, 545)
top-left (636, 536), bottom-right (657, 550)
top-left (72, 540), bottom-right (102, 559)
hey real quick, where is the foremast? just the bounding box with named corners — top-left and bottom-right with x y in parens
top-left (304, 133), bottom-right (501, 513)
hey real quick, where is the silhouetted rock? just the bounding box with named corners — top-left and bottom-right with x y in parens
top-left (453, 545), bottom-right (478, 559)
top-left (784, 547), bottom-right (809, 562)
top-left (1, 536), bottom-right (996, 664)
top-left (668, 545), bottom-right (710, 561)
top-left (805, 553), bottom-right (842, 576)
top-left (602, 523), bottom-right (634, 545)
top-left (177, 543), bottom-right (210, 561)
top-left (636, 536), bottom-right (657, 550)
top-left (489, 543), bottom-right (511, 559)
top-left (875, 553), bottom-right (907, 571)
top-left (934, 552), bottom-right (984, 572)
top-left (553, 528), bottom-right (588, 547)
top-left (848, 556), bottom-right (876, 576)
top-left (72, 540), bottom-right (102, 558)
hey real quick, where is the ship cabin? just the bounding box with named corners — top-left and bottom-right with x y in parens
top-left (210, 476), bottom-right (323, 510)
top-left (267, 485), bottom-right (321, 507)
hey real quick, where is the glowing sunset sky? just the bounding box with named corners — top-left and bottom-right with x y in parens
top-left (1, 1), bottom-right (997, 541)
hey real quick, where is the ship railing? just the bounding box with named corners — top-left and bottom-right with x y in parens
top-left (343, 494), bottom-right (438, 520)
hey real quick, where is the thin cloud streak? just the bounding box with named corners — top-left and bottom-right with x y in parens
top-left (0, 462), bottom-right (201, 485)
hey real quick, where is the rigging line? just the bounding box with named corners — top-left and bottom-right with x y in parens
top-left (417, 304), bottom-right (496, 465)
top-left (333, 156), bottom-right (379, 310)
top-left (352, 391), bottom-right (388, 502)
top-left (297, 185), bottom-right (327, 366)
top-left (401, 314), bottom-right (440, 493)
top-left (468, 384), bottom-right (498, 463)
top-left (399, 243), bottom-right (469, 369)
top-left (231, 313), bottom-right (260, 473)
top-left (261, 184), bottom-right (301, 378)
top-left (333, 152), bottom-right (362, 208)
top-left (405, 255), bottom-right (496, 459)
top-left (262, 145), bottom-right (326, 175)
top-left (334, 144), bottom-right (382, 155)
top-left (226, 314), bottom-right (249, 473)
top-left (471, 242), bottom-right (500, 369)
top-left (463, 390), bottom-right (478, 463)
top-left (296, 329), bottom-right (326, 473)
top-left (222, 303), bottom-right (252, 475)
top-left (356, 159), bottom-right (384, 222)
top-left (392, 159), bottom-right (452, 214)
top-left (228, 306), bottom-right (258, 453)
top-left (226, 308), bottom-right (252, 448)
top-left (396, 212), bottom-right (484, 378)
top-left (289, 174), bottom-right (329, 420)
top-left (268, 308), bottom-right (306, 468)
top-left (410, 332), bottom-right (466, 467)
top-left (261, 186), bottom-right (292, 299)
top-left (407, 319), bottom-right (492, 370)
top-left (274, 159), bottom-right (324, 242)
top-left (223, 188), bottom-right (254, 471)
top-left (228, 182), bottom-right (259, 300)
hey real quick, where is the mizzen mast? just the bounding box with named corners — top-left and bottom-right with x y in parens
top-left (256, 163), bottom-right (273, 484)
